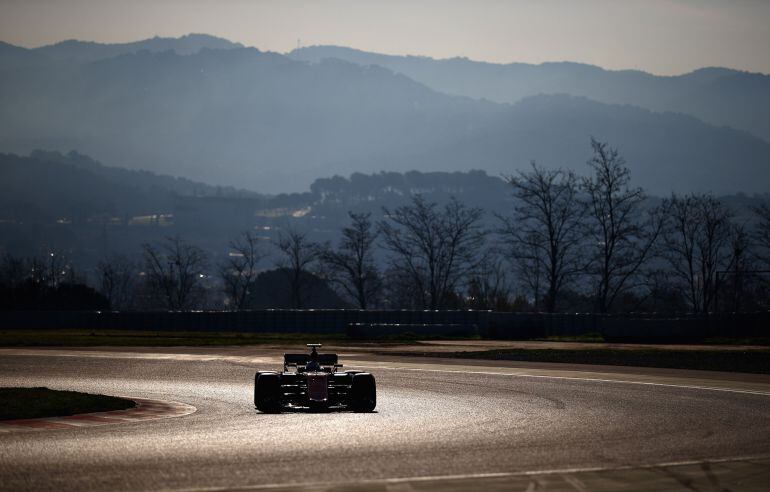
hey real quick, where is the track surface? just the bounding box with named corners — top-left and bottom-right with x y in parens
top-left (1, 347), bottom-right (770, 491)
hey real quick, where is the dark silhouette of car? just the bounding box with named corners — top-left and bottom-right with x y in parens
top-left (254, 344), bottom-right (376, 413)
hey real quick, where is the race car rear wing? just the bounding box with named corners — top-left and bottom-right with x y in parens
top-left (283, 353), bottom-right (339, 371)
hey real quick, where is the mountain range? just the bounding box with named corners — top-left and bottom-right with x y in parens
top-left (290, 45), bottom-right (770, 144)
top-left (0, 34), bottom-right (242, 65)
top-left (1, 34), bottom-right (768, 195)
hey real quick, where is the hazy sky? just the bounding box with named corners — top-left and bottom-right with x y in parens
top-left (2, 0), bottom-right (769, 75)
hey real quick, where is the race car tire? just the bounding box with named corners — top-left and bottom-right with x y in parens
top-left (254, 371), bottom-right (278, 407)
top-left (350, 373), bottom-right (376, 412)
top-left (255, 372), bottom-right (282, 413)
top-left (253, 371), bottom-right (266, 407)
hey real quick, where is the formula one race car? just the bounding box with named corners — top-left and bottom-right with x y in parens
top-left (254, 344), bottom-right (376, 413)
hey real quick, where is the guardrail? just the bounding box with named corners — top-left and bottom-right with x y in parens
top-left (347, 323), bottom-right (477, 339)
top-left (0, 309), bottom-right (767, 341)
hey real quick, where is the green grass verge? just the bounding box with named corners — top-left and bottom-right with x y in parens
top-left (0, 387), bottom-right (135, 420)
top-left (0, 330), bottom-right (349, 347)
top-left (0, 329), bottom-right (470, 347)
top-left (393, 348), bottom-right (770, 374)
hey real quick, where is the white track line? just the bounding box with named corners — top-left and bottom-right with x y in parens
top-left (349, 363), bottom-right (770, 397)
top-left (173, 453), bottom-right (770, 491)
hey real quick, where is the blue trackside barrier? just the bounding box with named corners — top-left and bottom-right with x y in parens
top-left (347, 323), bottom-right (477, 339)
top-left (0, 310), bottom-right (767, 341)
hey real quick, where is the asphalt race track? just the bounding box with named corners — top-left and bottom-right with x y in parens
top-left (2, 347), bottom-right (770, 491)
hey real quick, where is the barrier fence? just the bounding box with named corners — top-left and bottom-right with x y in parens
top-left (1, 309), bottom-right (768, 341)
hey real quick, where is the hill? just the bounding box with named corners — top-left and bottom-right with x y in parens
top-left (290, 46), bottom-right (770, 143)
top-left (358, 93), bottom-right (770, 195)
top-left (1, 38), bottom-right (769, 194)
top-left (0, 151), bottom-right (261, 223)
top-left (26, 150), bottom-right (260, 198)
top-left (0, 46), bottom-right (501, 192)
top-left (34, 34), bottom-right (243, 63)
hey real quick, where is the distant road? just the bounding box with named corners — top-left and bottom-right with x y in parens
top-left (1, 347), bottom-right (769, 491)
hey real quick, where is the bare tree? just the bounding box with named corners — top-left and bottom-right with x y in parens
top-left (660, 193), bottom-right (733, 313)
top-left (498, 162), bottom-right (586, 312)
top-left (718, 223), bottom-right (754, 312)
top-left (38, 250), bottom-right (69, 288)
top-left (28, 256), bottom-right (47, 287)
top-left (638, 267), bottom-right (689, 313)
top-left (0, 254), bottom-right (29, 308)
top-left (142, 236), bottom-right (208, 310)
top-left (0, 254), bottom-right (50, 299)
top-left (582, 139), bottom-right (663, 312)
top-left (754, 203), bottom-right (770, 268)
top-left (220, 232), bottom-right (266, 310)
top-left (321, 212), bottom-right (381, 309)
top-left (466, 256), bottom-right (512, 310)
top-left (97, 254), bottom-right (137, 310)
top-left (380, 266), bottom-right (423, 309)
top-left (0, 254), bottom-right (27, 288)
top-left (380, 195), bottom-right (485, 309)
top-left (274, 229), bottom-right (321, 309)
top-left (749, 204), bottom-right (770, 309)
